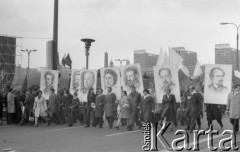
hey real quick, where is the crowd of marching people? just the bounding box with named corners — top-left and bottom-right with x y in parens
top-left (0, 84), bottom-right (240, 134)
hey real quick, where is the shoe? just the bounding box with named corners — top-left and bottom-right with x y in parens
top-left (99, 125), bottom-right (102, 128)
top-left (34, 124), bottom-right (38, 127)
top-left (92, 125), bottom-right (96, 127)
top-left (85, 125), bottom-right (90, 128)
top-left (68, 124), bottom-right (73, 127)
top-left (115, 126), bottom-right (119, 130)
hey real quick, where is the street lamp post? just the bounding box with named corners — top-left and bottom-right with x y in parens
top-left (81, 39), bottom-right (95, 69)
top-left (220, 22), bottom-right (240, 70)
top-left (21, 49), bottom-right (37, 88)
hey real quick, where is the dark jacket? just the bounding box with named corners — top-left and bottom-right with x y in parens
top-left (48, 94), bottom-right (59, 114)
top-left (183, 92), bottom-right (202, 115)
top-left (205, 104), bottom-right (222, 121)
top-left (161, 94), bottom-right (177, 121)
top-left (128, 91), bottom-right (141, 113)
top-left (104, 93), bottom-right (116, 117)
top-left (140, 95), bottom-right (154, 122)
top-left (87, 93), bottom-right (96, 107)
top-left (71, 98), bottom-right (80, 112)
top-left (95, 94), bottom-right (105, 117)
top-left (62, 94), bottom-right (73, 111)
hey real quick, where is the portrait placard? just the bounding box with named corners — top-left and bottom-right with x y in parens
top-left (70, 69), bottom-right (81, 95)
top-left (120, 64), bottom-right (144, 95)
top-left (100, 67), bottom-right (121, 100)
top-left (40, 69), bottom-right (59, 100)
top-left (79, 69), bottom-right (97, 102)
top-left (153, 65), bottom-right (181, 103)
top-left (204, 64), bottom-right (232, 104)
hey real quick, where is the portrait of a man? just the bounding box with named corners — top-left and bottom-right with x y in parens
top-left (159, 68), bottom-right (176, 93)
top-left (101, 67), bottom-right (121, 100)
top-left (43, 71), bottom-right (54, 94)
top-left (208, 67), bottom-right (227, 93)
top-left (204, 65), bottom-right (232, 105)
top-left (120, 64), bottom-right (144, 95)
top-left (40, 70), bottom-right (58, 100)
top-left (70, 70), bottom-right (81, 94)
top-left (80, 71), bottom-right (95, 94)
top-left (153, 66), bottom-right (180, 103)
top-left (125, 67), bottom-right (140, 89)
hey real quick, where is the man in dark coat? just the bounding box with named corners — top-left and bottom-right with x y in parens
top-left (127, 86), bottom-right (142, 131)
top-left (205, 103), bottom-right (223, 129)
top-left (47, 88), bottom-right (61, 126)
top-left (69, 92), bottom-right (81, 126)
top-left (62, 89), bottom-right (73, 126)
top-left (85, 88), bottom-right (96, 127)
top-left (95, 88), bottom-right (105, 128)
top-left (140, 89), bottom-right (154, 123)
top-left (183, 86), bottom-right (203, 133)
top-left (19, 91), bottom-right (34, 125)
top-left (104, 87), bottom-right (117, 129)
top-left (57, 90), bottom-right (65, 124)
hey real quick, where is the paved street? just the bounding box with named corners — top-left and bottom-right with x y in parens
top-left (0, 114), bottom-right (239, 152)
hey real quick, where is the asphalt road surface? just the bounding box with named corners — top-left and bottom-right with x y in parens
top-left (0, 114), bottom-right (239, 152)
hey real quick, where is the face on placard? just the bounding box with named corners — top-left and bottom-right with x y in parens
top-left (126, 70), bottom-right (136, 86)
top-left (159, 69), bottom-right (172, 87)
top-left (211, 69), bottom-right (224, 86)
top-left (45, 74), bottom-right (54, 87)
top-left (84, 72), bottom-right (94, 89)
top-left (105, 73), bottom-right (114, 87)
top-left (74, 73), bottom-right (80, 88)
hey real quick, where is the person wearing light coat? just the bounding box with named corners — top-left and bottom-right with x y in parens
top-left (227, 84), bottom-right (240, 133)
top-left (7, 88), bottom-right (15, 124)
top-left (33, 90), bottom-right (47, 127)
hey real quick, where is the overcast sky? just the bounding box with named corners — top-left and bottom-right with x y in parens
top-left (0, 0), bottom-right (240, 69)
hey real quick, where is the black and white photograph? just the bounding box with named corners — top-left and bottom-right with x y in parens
top-left (204, 64), bottom-right (232, 104)
top-left (120, 63), bottom-right (144, 95)
top-left (1, 0), bottom-right (240, 152)
top-left (40, 69), bottom-right (59, 100)
top-left (100, 67), bottom-right (121, 100)
top-left (153, 65), bottom-right (181, 103)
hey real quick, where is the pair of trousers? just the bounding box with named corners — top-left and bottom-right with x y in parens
top-left (208, 119), bottom-right (223, 128)
top-left (20, 106), bottom-right (30, 124)
top-left (48, 112), bottom-right (61, 125)
top-left (95, 117), bottom-right (103, 127)
top-left (0, 103), bottom-right (2, 121)
top-left (128, 110), bottom-right (141, 128)
top-left (59, 108), bottom-right (65, 123)
top-left (187, 111), bottom-right (200, 131)
top-left (64, 109), bottom-right (72, 125)
top-left (86, 107), bottom-right (95, 126)
top-left (71, 110), bottom-right (84, 124)
top-left (230, 118), bottom-right (239, 132)
top-left (106, 116), bottom-right (114, 128)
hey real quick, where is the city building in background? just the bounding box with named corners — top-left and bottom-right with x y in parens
top-left (215, 43), bottom-right (237, 70)
top-left (134, 50), bottom-right (158, 77)
top-left (171, 47), bottom-right (197, 75)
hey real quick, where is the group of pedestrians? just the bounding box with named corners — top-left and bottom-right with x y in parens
top-left (0, 84), bottom-right (240, 135)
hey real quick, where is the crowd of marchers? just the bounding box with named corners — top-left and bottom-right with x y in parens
top-left (0, 84), bottom-right (240, 134)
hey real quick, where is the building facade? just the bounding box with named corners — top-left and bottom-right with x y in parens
top-left (134, 50), bottom-right (158, 77)
top-left (215, 43), bottom-right (237, 70)
top-left (171, 47), bottom-right (197, 75)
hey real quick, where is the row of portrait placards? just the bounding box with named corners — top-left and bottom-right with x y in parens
top-left (39, 63), bottom-right (233, 105)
